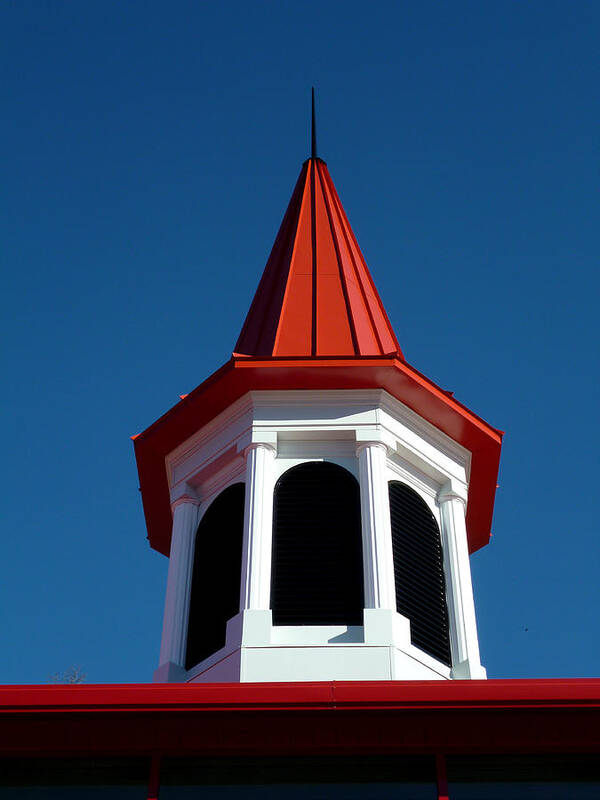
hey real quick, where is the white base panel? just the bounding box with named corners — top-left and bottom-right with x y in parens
top-left (183, 609), bottom-right (454, 683)
top-left (186, 643), bottom-right (450, 682)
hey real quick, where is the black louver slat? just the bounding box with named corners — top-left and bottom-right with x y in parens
top-left (389, 481), bottom-right (452, 666)
top-left (185, 483), bottom-right (245, 670)
top-left (271, 462), bottom-right (364, 626)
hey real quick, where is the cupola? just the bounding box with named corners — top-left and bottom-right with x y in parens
top-left (134, 97), bottom-right (502, 683)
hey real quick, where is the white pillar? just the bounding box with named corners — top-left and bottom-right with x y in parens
top-left (356, 441), bottom-right (396, 610)
top-left (156, 494), bottom-right (200, 680)
top-left (438, 483), bottom-right (486, 679)
top-left (239, 443), bottom-right (277, 611)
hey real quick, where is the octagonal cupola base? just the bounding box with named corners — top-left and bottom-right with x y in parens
top-left (153, 388), bottom-right (487, 684)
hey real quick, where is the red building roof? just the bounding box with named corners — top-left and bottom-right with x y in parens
top-left (2, 679), bottom-right (600, 757)
top-left (235, 158), bottom-right (401, 358)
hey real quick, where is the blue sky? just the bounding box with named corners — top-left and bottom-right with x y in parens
top-left (1, 1), bottom-right (598, 684)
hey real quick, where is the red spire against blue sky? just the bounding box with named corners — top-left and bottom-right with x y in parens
top-left (133, 126), bottom-right (503, 558)
top-left (234, 156), bottom-right (402, 359)
top-left (132, 96), bottom-right (502, 559)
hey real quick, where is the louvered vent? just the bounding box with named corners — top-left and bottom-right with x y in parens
top-left (271, 462), bottom-right (364, 626)
top-left (388, 481), bottom-right (451, 666)
top-left (185, 482), bottom-right (245, 670)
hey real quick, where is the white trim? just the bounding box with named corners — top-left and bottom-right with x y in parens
top-left (168, 394), bottom-right (254, 474)
top-left (386, 455), bottom-right (441, 502)
top-left (166, 390), bottom-right (471, 501)
top-left (357, 442), bottom-right (396, 610)
top-left (239, 442), bottom-right (276, 611)
top-left (356, 440), bottom-right (390, 456)
top-left (243, 442), bottom-right (277, 458)
top-left (170, 492), bottom-right (201, 512)
top-left (437, 482), bottom-right (484, 678)
top-left (195, 458), bottom-right (246, 503)
top-left (273, 455), bottom-right (359, 483)
top-left (157, 499), bottom-right (199, 671)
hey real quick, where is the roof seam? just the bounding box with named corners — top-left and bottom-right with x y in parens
top-left (309, 159), bottom-right (318, 357)
top-left (316, 161), bottom-right (359, 356)
top-left (322, 167), bottom-right (386, 355)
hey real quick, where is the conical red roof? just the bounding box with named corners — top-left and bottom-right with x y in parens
top-left (235, 158), bottom-right (403, 358)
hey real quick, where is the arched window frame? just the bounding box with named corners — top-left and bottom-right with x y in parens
top-left (385, 461), bottom-right (442, 524)
top-left (271, 455), bottom-right (360, 487)
top-left (184, 479), bottom-right (246, 672)
top-left (270, 458), bottom-right (364, 628)
top-left (385, 459), bottom-right (454, 668)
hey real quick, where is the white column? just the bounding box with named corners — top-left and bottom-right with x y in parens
top-left (356, 441), bottom-right (396, 610)
top-left (438, 483), bottom-right (486, 679)
top-left (239, 442), bottom-right (277, 610)
top-left (157, 494), bottom-right (200, 678)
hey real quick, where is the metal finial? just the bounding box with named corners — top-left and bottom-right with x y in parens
top-left (311, 87), bottom-right (317, 160)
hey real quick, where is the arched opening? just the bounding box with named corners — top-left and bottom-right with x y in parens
top-left (388, 481), bottom-right (451, 666)
top-left (271, 461), bottom-right (363, 626)
top-left (185, 482), bottom-right (245, 670)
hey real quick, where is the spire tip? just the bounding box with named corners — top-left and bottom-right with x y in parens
top-left (311, 87), bottom-right (317, 160)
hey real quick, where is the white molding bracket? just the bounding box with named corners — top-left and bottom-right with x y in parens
top-left (356, 440), bottom-right (390, 457)
top-left (243, 441), bottom-right (277, 459)
top-left (237, 430), bottom-right (278, 457)
top-left (437, 478), bottom-right (468, 508)
top-left (169, 484), bottom-right (201, 511)
top-left (355, 427), bottom-right (396, 452)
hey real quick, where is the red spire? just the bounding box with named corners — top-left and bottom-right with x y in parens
top-left (234, 158), bottom-right (403, 359)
